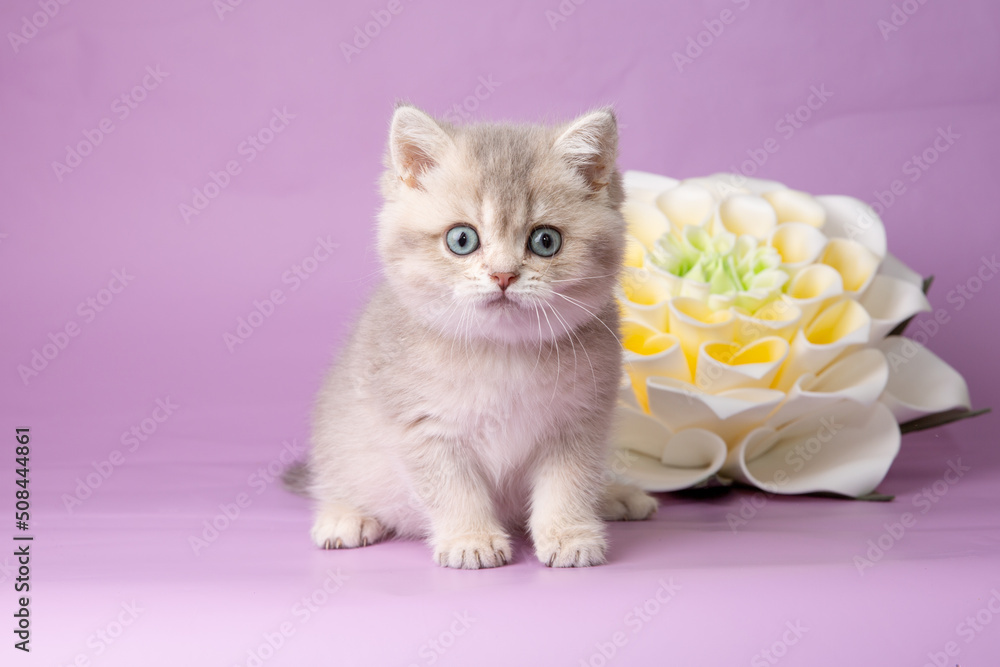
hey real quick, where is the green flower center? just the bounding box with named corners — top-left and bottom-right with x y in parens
top-left (649, 226), bottom-right (789, 309)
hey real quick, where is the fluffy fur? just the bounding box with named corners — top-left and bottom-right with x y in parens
top-left (290, 104), bottom-right (656, 569)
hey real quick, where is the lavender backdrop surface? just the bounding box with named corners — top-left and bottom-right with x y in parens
top-left (2, 1), bottom-right (999, 665)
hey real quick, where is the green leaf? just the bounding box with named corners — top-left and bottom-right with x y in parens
top-left (672, 475), bottom-right (733, 499)
top-left (900, 407), bottom-right (991, 434)
top-left (801, 490), bottom-right (895, 502)
top-left (693, 480), bottom-right (895, 502)
top-left (853, 492), bottom-right (896, 502)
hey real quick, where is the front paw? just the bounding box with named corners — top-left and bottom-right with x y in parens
top-left (310, 505), bottom-right (387, 549)
top-left (534, 524), bottom-right (607, 568)
top-left (432, 531), bottom-right (512, 569)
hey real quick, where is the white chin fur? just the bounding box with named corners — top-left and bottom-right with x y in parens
top-left (414, 292), bottom-right (598, 346)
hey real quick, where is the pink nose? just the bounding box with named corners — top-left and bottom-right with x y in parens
top-left (491, 272), bottom-right (519, 291)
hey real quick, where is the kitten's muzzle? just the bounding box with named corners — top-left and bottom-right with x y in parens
top-left (490, 272), bottom-right (519, 291)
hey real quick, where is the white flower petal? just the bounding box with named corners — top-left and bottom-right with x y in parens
top-left (623, 170), bottom-right (680, 203)
top-left (784, 264), bottom-right (844, 327)
top-left (775, 298), bottom-right (872, 390)
top-left (707, 293), bottom-right (737, 311)
top-left (612, 407), bottom-right (727, 492)
top-left (685, 175), bottom-right (758, 203)
top-left (768, 348), bottom-right (889, 429)
top-left (704, 172), bottom-right (788, 197)
top-left (646, 377), bottom-right (784, 444)
top-left (878, 251), bottom-right (924, 288)
top-left (622, 200), bottom-right (671, 252)
top-left (723, 402), bottom-right (901, 497)
top-left (719, 194), bottom-right (778, 240)
top-left (662, 428), bottom-right (729, 470)
top-left (860, 275), bottom-right (932, 340)
top-left (817, 195), bottom-right (888, 259)
top-left (618, 373), bottom-right (641, 410)
top-left (877, 336), bottom-right (971, 423)
top-left (762, 189), bottom-right (826, 229)
top-left (614, 403), bottom-right (673, 461)
top-left (619, 267), bottom-right (672, 331)
top-left (768, 222), bottom-right (828, 278)
top-left (656, 182), bottom-right (715, 233)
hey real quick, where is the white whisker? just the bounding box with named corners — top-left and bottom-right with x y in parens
top-left (538, 304), bottom-right (561, 405)
top-left (530, 301), bottom-right (545, 374)
top-left (546, 302), bottom-right (578, 379)
top-left (547, 272), bottom-right (619, 284)
top-left (551, 292), bottom-right (624, 352)
top-left (550, 303), bottom-right (598, 400)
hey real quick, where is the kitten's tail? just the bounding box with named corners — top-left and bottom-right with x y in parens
top-left (281, 460), bottom-right (314, 498)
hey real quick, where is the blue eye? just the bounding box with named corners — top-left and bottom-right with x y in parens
top-left (446, 225), bottom-right (479, 255)
top-left (529, 228), bottom-right (561, 257)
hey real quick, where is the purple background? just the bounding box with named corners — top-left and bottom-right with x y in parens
top-left (2, 0), bottom-right (999, 665)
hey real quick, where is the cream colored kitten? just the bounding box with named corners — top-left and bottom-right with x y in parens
top-left (290, 104), bottom-right (656, 569)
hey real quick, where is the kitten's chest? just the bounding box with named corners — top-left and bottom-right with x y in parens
top-left (415, 340), bottom-right (587, 453)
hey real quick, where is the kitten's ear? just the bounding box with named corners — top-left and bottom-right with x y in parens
top-left (389, 104), bottom-right (453, 189)
top-left (553, 108), bottom-right (619, 191)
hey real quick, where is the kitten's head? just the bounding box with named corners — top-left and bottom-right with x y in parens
top-left (377, 104), bottom-right (625, 345)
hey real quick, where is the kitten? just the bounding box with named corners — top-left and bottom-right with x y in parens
top-left (288, 104), bottom-right (656, 569)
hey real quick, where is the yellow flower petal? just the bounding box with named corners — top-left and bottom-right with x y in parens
top-left (695, 337), bottom-right (790, 393)
top-left (768, 222), bottom-right (828, 278)
top-left (821, 238), bottom-right (880, 295)
top-left (732, 299), bottom-right (803, 345)
top-left (668, 297), bottom-right (736, 370)
top-left (774, 298), bottom-right (872, 390)
top-left (619, 267), bottom-right (672, 331)
top-left (621, 319), bottom-right (690, 411)
top-left (762, 189), bottom-right (826, 228)
top-left (784, 264), bottom-right (843, 327)
top-left (624, 235), bottom-right (645, 269)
